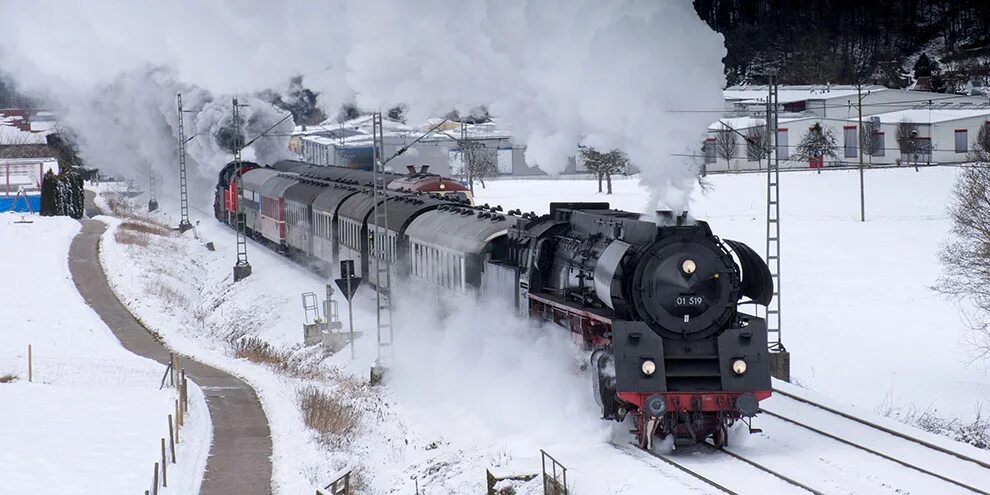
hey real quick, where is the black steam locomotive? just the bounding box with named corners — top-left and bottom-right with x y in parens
top-left (216, 161), bottom-right (774, 449)
top-left (505, 203), bottom-right (773, 449)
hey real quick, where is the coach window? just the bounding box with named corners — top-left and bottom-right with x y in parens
top-left (433, 248), bottom-right (440, 285)
top-left (447, 252), bottom-right (453, 288)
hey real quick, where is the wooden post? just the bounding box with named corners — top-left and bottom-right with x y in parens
top-left (160, 438), bottom-right (167, 487)
top-left (27, 345), bottom-right (32, 382)
top-left (180, 369), bottom-right (187, 418)
top-left (169, 353), bottom-right (175, 387)
top-left (152, 462), bottom-right (159, 495)
top-left (168, 415), bottom-right (176, 462)
top-left (175, 400), bottom-right (181, 440)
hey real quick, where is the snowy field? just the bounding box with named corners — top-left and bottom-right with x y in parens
top-left (0, 215), bottom-right (210, 495)
top-left (94, 164), bottom-right (989, 494)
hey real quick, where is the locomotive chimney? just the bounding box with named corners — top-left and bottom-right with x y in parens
top-left (419, 165), bottom-right (430, 174)
top-left (655, 210), bottom-right (689, 226)
top-left (406, 165), bottom-right (417, 175)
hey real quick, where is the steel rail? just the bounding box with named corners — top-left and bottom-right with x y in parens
top-left (762, 409), bottom-right (990, 495)
top-left (630, 443), bottom-right (822, 495)
top-left (772, 388), bottom-right (990, 470)
top-left (715, 446), bottom-right (826, 495)
top-left (631, 445), bottom-right (739, 495)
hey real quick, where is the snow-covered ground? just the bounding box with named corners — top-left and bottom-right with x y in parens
top-left (0, 215), bottom-right (209, 495)
top-left (94, 165), bottom-right (988, 494)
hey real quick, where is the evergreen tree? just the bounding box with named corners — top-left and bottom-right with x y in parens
top-left (40, 170), bottom-right (58, 216)
top-left (63, 170), bottom-right (84, 219)
top-left (794, 123), bottom-right (839, 167)
top-left (913, 53), bottom-right (933, 79)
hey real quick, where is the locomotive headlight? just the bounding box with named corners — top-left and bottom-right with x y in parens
top-left (681, 259), bottom-right (697, 275)
top-left (641, 360), bottom-right (657, 376)
top-left (732, 359), bottom-right (747, 375)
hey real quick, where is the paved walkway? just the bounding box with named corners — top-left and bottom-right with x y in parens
top-left (68, 219), bottom-right (273, 494)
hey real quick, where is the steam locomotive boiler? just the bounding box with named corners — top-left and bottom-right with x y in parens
top-left (510, 203), bottom-right (774, 449)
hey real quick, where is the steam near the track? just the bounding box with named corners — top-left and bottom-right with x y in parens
top-left (0, 0), bottom-right (724, 210)
top-left (389, 290), bottom-right (610, 446)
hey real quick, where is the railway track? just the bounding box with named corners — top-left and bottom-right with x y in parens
top-left (770, 387), bottom-right (990, 470)
top-left (637, 443), bottom-right (826, 495)
top-left (762, 387), bottom-right (990, 495)
top-left (616, 387), bottom-right (990, 495)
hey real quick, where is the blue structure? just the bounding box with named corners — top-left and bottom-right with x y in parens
top-left (0, 194), bottom-right (40, 213)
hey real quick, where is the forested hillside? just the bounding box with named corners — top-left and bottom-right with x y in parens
top-left (694, 0), bottom-right (990, 90)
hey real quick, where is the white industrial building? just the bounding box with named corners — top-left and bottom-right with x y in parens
top-left (707, 85), bottom-right (990, 172)
top-left (295, 115), bottom-right (540, 177)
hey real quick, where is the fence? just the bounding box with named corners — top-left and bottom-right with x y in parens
top-left (541, 450), bottom-right (568, 495)
top-left (0, 348), bottom-right (166, 388)
top-left (144, 353), bottom-right (189, 495)
top-left (316, 467), bottom-right (352, 495)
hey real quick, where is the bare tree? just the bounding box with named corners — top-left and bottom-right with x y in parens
top-left (897, 119), bottom-right (921, 167)
top-left (937, 138), bottom-right (990, 361)
top-left (746, 126), bottom-right (771, 169)
top-left (794, 123), bottom-right (838, 171)
top-left (976, 123), bottom-right (990, 153)
top-left (462, 140), bottom-right (498, 193)
top-left (861, 118), bottom-right (882, 161)
top-left (580, 147), bottom-right (629, 194)
top-left (714, 128), bottom-right (738, 170)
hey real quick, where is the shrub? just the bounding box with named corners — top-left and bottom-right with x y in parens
top-left (233, 337), bottom-right (292, 372)
top-left (299, 386), bottom-right (360, 447)
top-left (0, 373), bottom-right (17, 383)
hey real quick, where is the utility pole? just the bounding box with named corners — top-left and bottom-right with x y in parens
top-left (765, 76), bottom-right (789, 381)
top-left (461, 121), bottom-right (473, 195)
top-left (366, 115), bottom-right (450, 383)
top-left (370, 112), bottom-right (393, 384)
top-left (857, 83), bottom-right (866, 223)
top-left (147, 165), bottom-right (158, 213)
top-left (232, 98), bottom-right (252, 282)
top-left (176, 94), bottom-right (193, 233)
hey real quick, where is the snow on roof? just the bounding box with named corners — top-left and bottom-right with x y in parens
top-left (725, 85), bottom-right (888, 105)
top-left (708, 117), bottom-right (765, 131)
top-left (302, 116), bottom-right (513, 148)
top-left (30, 120), bottom-right (55, 133)
top-left (0, 124), bottom-right (49, 144)
top-left (872, 108), bottom-right (990, 125)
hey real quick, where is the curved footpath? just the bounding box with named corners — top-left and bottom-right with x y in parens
top-left (68, 218), bottom-right (273, 495)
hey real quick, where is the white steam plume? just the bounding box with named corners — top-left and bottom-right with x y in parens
top-left (0, 0), bottom-right (724, 211)
top-left (389, 291), bottom-right (609, 449)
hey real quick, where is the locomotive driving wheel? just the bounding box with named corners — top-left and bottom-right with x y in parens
top-left (638, 416), bottom-right (659, 450)
top-left (712, 421), bottom-right (728, 449)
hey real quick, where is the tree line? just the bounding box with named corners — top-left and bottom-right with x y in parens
top-left (694, 0), bottom-right (990, 89)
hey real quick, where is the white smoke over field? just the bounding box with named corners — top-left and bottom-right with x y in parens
top-left (389, 289), bottom-right (610, 448)
top-left (0, 0), bottom-right (724, 210)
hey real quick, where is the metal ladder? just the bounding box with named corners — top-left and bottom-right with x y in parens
top-left (233, 98), bottom-right (250, 270)
top-left (371, 113), bottom-right (394, 363)
top-left (176, 93), bottom-right (192, 231)
top-left (765, 80), bottom-right (783, 351)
